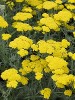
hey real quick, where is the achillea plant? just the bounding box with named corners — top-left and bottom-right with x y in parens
top-left (0, 0), bottom-right (75, 100)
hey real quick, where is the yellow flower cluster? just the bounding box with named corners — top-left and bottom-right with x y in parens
top-left (9, 35), bottom-right (33, 49)
top-left (68, 52), bottom-right (75, 60)
top-left (39, 16), bottom-right (59, 32)
top-left (52, 74), bottom-right (74, 88)
top-left (54, 9), bottom-right (72, 22)
top-left (31, 39), bottom-right (70, 58)
top-left (25, 0), bottom-right (42, 7)
top-left (12, 6), bottom-right (33, 32)
top-left (1, 68), bottom-right (29, 88)
top-left (46, 56), bottom-right (69, 73)
top-left (0, 16), bottom-right (8, 28)
top-left (17, 49), bottom-right (28, 57)
top-left (40, 88), bottom-right (51, 99)
top-left (33, 8), bottom-right (73, 32)
top-left (55, 0), bottom-right (62, 4)
top-left (64, 89), bottom-right (72, 96)
top-left (68, 0), bottom-right (75, 3)
top-left (65, 4), bottom-right (75, 10)
top-left (16, 0), bottom-right (24, 2)
top-left (19, 55), bottom-right (48, 80)
top-left (2, 33), bottom-right (11, 40)
top-left (9, 36), bottom-right (70, 58)
top-left (8, 0), bottom-right (75, 34)
top-left (12, 22), bottom-right (32, 31)
top-left (43, 1), bottom-right (57, 10)
top-left (2, 32), bottom-right (74, 98)
top-left (22, 7), bottom-right (32, 13)
top-left (13, 12), bottom-right (33, 21)
top-left (9, 35), bottom-right (33, 57)
top-left (45, 54), bottom-right (75, 89)
top-left (73, 32), bottom-right (75, 37)
top-left (16, 0), bottom-right (75, 33)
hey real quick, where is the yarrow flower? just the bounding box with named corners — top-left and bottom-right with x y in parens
top-left (40, 88), bottom-right (51, 99)
top-left (1, 0), bottom-right (75, 99)
top-left (2, 34), bottom-right (11, 40)
top-left (22, 7), bottom-right (32, 13)
top-left (17, 49), bottom-right (28, 57)
top-left (35, 72), bottom-right (43, 80)
top-left (1, 68), bottom-right (29, 88)
top-left (43, 1), bottom-right (57, 10)
top-left (13, 12), bottom-right (33, 21)
top-left (12, 22), bottom-right (32, 31)
top-left (9, 35), bottom-right (33, 49)
top-left (16, 0), bottom-right (24, 2)
top-left (54, 9), bottom-right (72, 22)
top-left (64, 89), bottom-right (72, 96)
top-left (0, 16), bottom-right (8, 28)
top-left (1, 68), bottom-right (21, 88)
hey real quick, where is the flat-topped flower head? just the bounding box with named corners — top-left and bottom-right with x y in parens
top-left (2, 34), bottom-right (11, 40)
top-left (0, 16), bottom-right (8, 28)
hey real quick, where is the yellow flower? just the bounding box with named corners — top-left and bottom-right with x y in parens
top-left (36, 4), bottom-right (43, 9)
top-left (55, 0), bottom-right (62, 4)
top-left (73, 32), bottom-right (75, 37)
top-left (30, 55), bottom-right (39, 61)
top-left (0, 16), bottom-right (8, 28)
top-left (68, 0), bottom-right (75, 3)
top-left (9, 35), bottom-right (33, 50)
top-left (1, 68), bottom-right (21, 81)
top-left (2, 34), bottom-right (11, 40)
top-left (46, 56), bottom-right (68, 71)
top-left (52, 74), bottom-right (74, 86)
top-left (68, 52), bottom-right (73, 57)
top-left (37, 40), bottom-right (47, 53)
top-left (19, 68), bottom-right (26, 75)
top-left (52, 69), bottom-right (65, 75)
top-left (1, 68), bottom-right (21, 88)
top-left (13, 12), bottom-right (33, 21)
top-left (19, 76), bottom-right (29, 85)
top-left (56, 82), bottom-right (64, 88)
top-left (65, 4), bottom-right (75, 10)
top-left (17, 49), bottom-right (28, 57)
top-left (72, 53), bottom-right (75, 60)
top-left (35, 72), bottom-right (43, 80)
top-left (61, 39), bottom-right (70, 48)
top-left (42, 13), bottom-right (49, 18)
top-left (22, 7), bottom-right (32, 13)
top-left (33, 26), bottom-right (42, 31)
top-left (40, 17), bottom-right (59, 30)
top-left (42, 26), bottom-right (50, 33)
top-left (73, 16), bottom-right (75, 20)
top-left (22, 60), bottom-right (30, 68)
top-left (64, 89), bottom-right (72, 96)
top-left (40, 88), bottom-right (51, 99)
top-left (7, 81), bottom-right (18, 88)
top-left (16, 0), bottom-right (24, 2)
top-left (43, 1), bottom-right (57, 10)
top-left (54, 5), bottom-right (64, 10)
top-left (25, 0), bottom-right (42, 7)
top-left (54, 9), bottom-right (72, 22)
top-left (12, 22), bottom-right (32, 31)
top-left (44, 67), bottom-right (51, 73)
